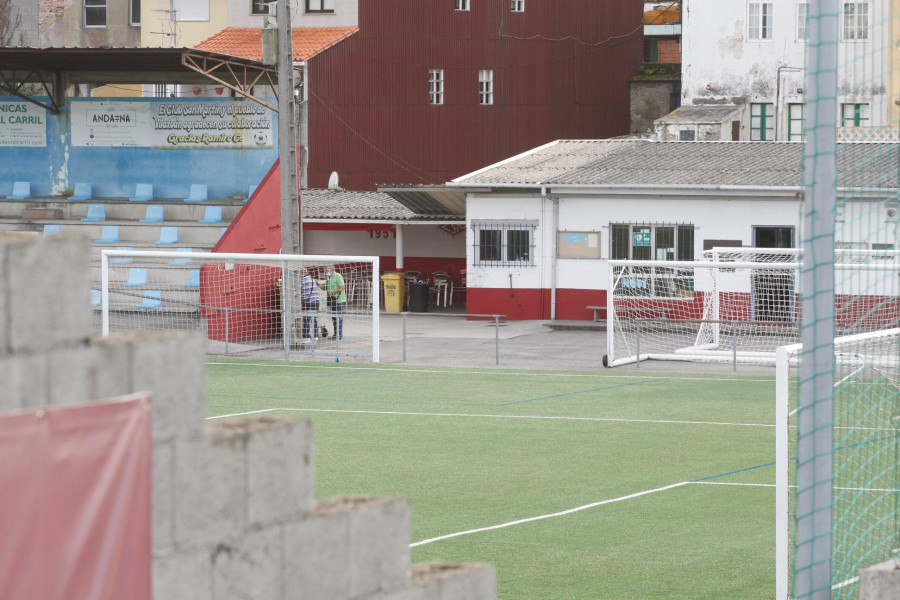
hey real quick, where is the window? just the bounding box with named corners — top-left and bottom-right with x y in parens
top-left (788, 103), bottom-right (805, 141)
top-left (173, 0), bottom-right (209, 21)
top-left (479, 69), bottom-right (493, 105)
top-left (429, 69), bottom-right (444, 105)
top-left (797, 2), bottom-right (808, 40)
top-left (611, 224), bottom-right (695, 298)
top-left (306, 0), bottom-right (335, 13)
top-left (511, 0), bottom-right (525, 12)
top-left (842, 1), bottom-right (869, 40)
top-left (750, 103), bottom-right (774, 140)
top-left (473, 221), bottom-right (537, 266)
top-left (748, 3), bottom-right (773, 40)
top-left (644, 39), bottom-right (659, 62)
top-left (841, 103), bottom-right (870, 126)
top-left (455, 0), bottom-right (470, 10)
top-left (84, 0), bottom-right (106, 27)
top-left (129, 0), bottom-right (140, 25)
top-left (251, 0), bottom-right (269, 15)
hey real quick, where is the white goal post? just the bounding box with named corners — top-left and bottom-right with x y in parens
top-left (775, 328), bottom-right (899, 600)
top-left (604, 248), bottom-right (899, 368)
top-left (97, 250), bottom-right (380, 362)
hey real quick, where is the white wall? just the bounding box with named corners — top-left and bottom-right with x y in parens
top-left (304, 224), bottom-right (463, 259)
top-left (227, 0), bottom-right (359, 28)
top-left (683, 0), bottom-right (889, 135)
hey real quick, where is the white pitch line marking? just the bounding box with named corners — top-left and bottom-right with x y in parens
top-left (206, 407), bottom-right (774, 428)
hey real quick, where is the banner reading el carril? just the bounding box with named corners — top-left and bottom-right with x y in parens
top-left (70, 98), bottom-right (275, 149)
top-left (0, 100), bottom-right (47, 147)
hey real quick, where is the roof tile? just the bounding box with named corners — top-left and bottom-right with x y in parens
top-left (195, 27), bottom-right (357, 62)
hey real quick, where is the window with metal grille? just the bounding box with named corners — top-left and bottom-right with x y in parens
top-left (479, 70), bottom-right (493, 105)
top-left (511, 0), bottom-right (525, 12)
top-left (750, 102), bottom-right (774, 140)
top-left (84, 0), bottom-right (107, 27)
top-left (842, 1), bottom-right (869, 39)
top-left (455, 0), bottom-right (470, 10)
top-left (748, 2), bottom-right (773, 40)
top-left (472, 221), bottom-right (537, 266)
top-left (306, 0), bottom-right (335, 13)
top-left (251, 0), bottom-right (269, 15)
top-left (429, 69), bottom-right (444, 105)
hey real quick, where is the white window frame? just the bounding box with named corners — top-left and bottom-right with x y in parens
top-left (750, 102), bottom-right (774, 140)
top-left (429, 69), bottom-right (444, 105)
top-left (511, 0), bottom-right (525, 12)
top-left (797, 2), bottom-right (808, 40)
top-left (129, 0), bottom-right (141, 25)
top-left (842, 1), bottom-right (869, 40)
top-left (251, 0), bottom-right (269, 15)
top-left (455, 0), bottom-right (470, 11)
top-left (472, 221), bottom-right (537, 267)
top-left (306, 0), bottom-right (335, 13)
top-left (479, 69), bottom-right (493, 106)
top-left (173, 0), bottom-right (209, 21)
top-left (748, 2), bottom-right (774, 40)
top-left (84, 0), bottom-right (107, 28)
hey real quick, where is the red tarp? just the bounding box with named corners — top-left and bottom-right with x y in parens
top-left (0, 395), bottom-right (153, 600)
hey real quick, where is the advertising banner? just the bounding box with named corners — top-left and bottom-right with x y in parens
top-left (0, 395), bottom-right (152, 600)
top-left (0, 100), bottom-right (47, 147)
top-left (71, 98), bottom-right (275, 149)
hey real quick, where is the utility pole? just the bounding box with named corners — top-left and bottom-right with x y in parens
top-left (276, 0), bottom-right (300, 254)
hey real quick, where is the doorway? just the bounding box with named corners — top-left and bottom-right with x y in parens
top-left (751, 226), bottom-right (796, 322)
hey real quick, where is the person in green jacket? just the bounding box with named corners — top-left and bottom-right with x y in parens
top-left (321, 265), bottom-right (346, 340)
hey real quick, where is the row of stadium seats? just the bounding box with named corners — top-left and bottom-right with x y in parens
top-left (44, 224), bottom-right (227, 245)
top-left (4, 182), bottom-right (257, 203)
top-left (76, 204), bottom-right (224, 224)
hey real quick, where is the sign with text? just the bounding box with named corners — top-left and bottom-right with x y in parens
top-left (0, 101), bottom-right (47, 147)
top-left (70, 99), bottom-right (275, 149)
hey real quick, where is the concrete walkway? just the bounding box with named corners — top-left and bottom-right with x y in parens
top-left (376, 312), bottom-right (777, 376)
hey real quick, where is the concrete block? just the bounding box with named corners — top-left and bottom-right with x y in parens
top-left (5, 235), bottom-right (91, 354)
top-left (245, 418), bottom-right (314, 526)
top-left (45, 343), bottom-right (95, 406)
top-left (153, 440), bottom-right (175, 553)
top-left (0, 353), bottom-right (48, 410)
top-left (173, 433), bottom-right (246, 547)
top-left (858, 559), bottom-right (900, 600)
top-left (154, 547), bottom-right (212, 600)
top-left (348, 497), bottom-right (411, 597)
top-left (211, 527), bottom-right (283, 600)
top-left (89, 334), bottom-right (135, 400)
top-left (129, 330), bottom-right (207, 441)
top-left (365, 564), bottom-right (496, 600)
top-left (284, 500), bottom-right (352, 600)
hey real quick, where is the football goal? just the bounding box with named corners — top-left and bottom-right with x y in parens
top-left (775, 328), bottom-right (899, 600)
top-left (96, 250), bottom-right (380, 361)
top-left (604, 248), bottom-right (899, 368)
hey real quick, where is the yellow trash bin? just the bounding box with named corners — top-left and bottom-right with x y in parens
top-left (380, 272), bottom-right (406, 312)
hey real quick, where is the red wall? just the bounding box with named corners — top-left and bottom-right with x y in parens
top-left (307, 1), bottom-right (643, 191)
top-left (466, 287), bottom-right (610, 320)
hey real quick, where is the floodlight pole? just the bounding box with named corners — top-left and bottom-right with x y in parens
top-left (277, 0), bottom-right (300, 254)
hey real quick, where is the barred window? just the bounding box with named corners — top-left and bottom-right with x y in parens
top-left (473, 221), bottom-right (537, 266)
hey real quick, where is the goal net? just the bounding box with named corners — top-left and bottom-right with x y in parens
top-left (775, 328), bottom-right (900, 600)
top-left (95, 250), bottom-right (380, 361)
top-left (604, 248), bottom-right (899, 367)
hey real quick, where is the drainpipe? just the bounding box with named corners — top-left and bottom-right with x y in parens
top-left (395, 224), bottom-right (404, 271)
top-left (547, 187), bottom-right (559, 321)
top-left (775, 65), bottom-right (803, 141)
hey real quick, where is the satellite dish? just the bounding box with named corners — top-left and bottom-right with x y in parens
top-left (327, 171), bottom-right (340, 190)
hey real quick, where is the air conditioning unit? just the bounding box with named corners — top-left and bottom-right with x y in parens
top-left (886, 205), bottom-right (899, 223)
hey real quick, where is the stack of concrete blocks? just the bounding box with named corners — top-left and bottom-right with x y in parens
top-left (858, 560), bottom-right (900, 600)
top-left (0, 233), bottom-right (496, 600)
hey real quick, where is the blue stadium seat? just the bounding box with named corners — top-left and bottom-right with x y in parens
top-left (154, 226), bottom-right (178, 245)
top-left (81, 204), bottom-right (105, 222)
top-left (129, 183), bottom-right (153, 202)
top-left (42, 224), bottom-right (61, 235)
top-left (168, 248), bottom-right (194, 266)
top-left (183, 184), bottom-right (207, 203)
top-left (219, 226), bottom-right (228, 239)
top-left (198, 205), bottom-right (223, 224)
top-left (70, 183), bottom-right (92, 202)
top-left (122, 267), bottom-right (148, 288)
top-left (184, 269), bottom-right (200, 289)
top-left (139, 205), bottom-right (164, 223)
top-left (138, 289), bottom-right (162, 309)
top-left (7, 181), bottom-right (30, 200)
top-left (109, 247), bottom-right (134, 265)
top-left (94, 225), bottom-right (119, 244)
top-left (91, 289), bottom-right (102, 307)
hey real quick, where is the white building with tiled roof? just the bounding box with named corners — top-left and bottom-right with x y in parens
top-left (449, 139), bottom-right (898, 320)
